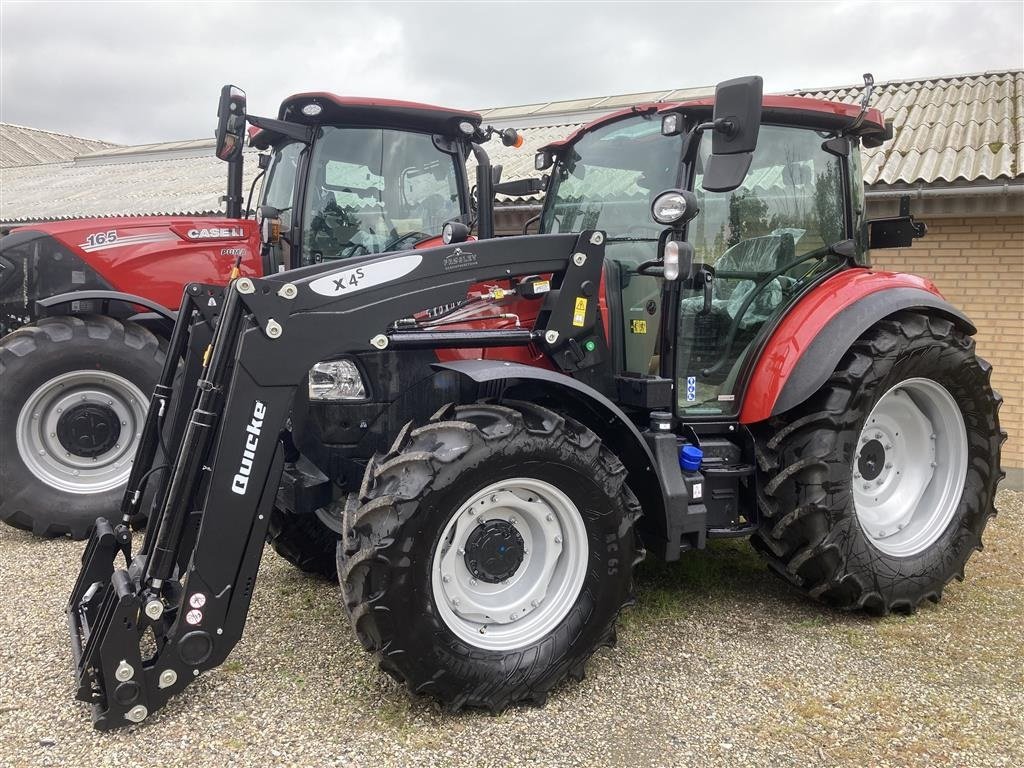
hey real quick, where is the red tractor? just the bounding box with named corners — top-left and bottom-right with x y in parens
top-left (0, 86), bottom-right (520, 539)
top-left (67, 76), bottom-right (1003, 729)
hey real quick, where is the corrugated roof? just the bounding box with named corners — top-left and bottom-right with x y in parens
top-left (793, 70), bottom-right (1023, 184)
top-left (0, 123), bottom-right (119, 168)
top-left (1, 150), bottom-right (263, 222)
top-left (2, 71), bottom-right (1020, 223)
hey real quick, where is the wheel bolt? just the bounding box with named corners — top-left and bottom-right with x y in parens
top-left (885, 444), bottom-right (892, 450)
top-left (49, 432), bottom-right (55, 438)
top-left (554, 535), bottom-right (562, 544)
top-left (469, 578), bottom-right (477, 586)
top-left (885, 463), bottom-right (893, 469)
top-left (509, 613), bottom-right (517, 621)
top-left (863, 483), bottom-right (871, 490)
top-left (930, 461), bottom-right (938, 468)
top-left (530, 600), bottom-right (539, 608)
top-left (442, 574), bottom-right (451, 584)
top-left (546, 514), bottom-right (554, 522)
top-left (508, 517), bottom-right (517, 525)
top-left (457, 548), bottom-right (465, 556)
top-left (451, 598), bottom-right (460, 607)
top-left (490, 495), bottom-right (498, 503)
top-left (874, 432), bottom-right (882, 439)
top-left (854, 472), bottom-right (861, 479)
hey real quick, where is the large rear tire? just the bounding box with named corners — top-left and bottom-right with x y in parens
top-left (0, 316), bottom-right (164, 539)
top-left (339, 401), bottom-right (642, 711)
top-left (752, 311), bottom-right (1004, 614)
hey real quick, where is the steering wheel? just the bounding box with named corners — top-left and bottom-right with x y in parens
top-left (384, 231), bottom-right (432, 251)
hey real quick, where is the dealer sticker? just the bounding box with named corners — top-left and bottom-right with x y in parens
top-left (686, 376), bottom-right (697, 402)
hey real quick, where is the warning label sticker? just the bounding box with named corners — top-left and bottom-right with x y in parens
top-left (572, 297), bottom-right (588, 327)
top-left (189, 593), bottom-right (207, 609)
top-left (185, 609), bottom-right (203, 626)
top-left (630, 319), bottom-right (648, 334)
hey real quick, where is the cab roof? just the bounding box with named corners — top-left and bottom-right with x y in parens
top-left (540, 95), bottom-right (889, 152)
top-left (277, 92), bottom-right (482, 135)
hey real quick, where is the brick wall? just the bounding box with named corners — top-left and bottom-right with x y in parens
top-left (869, 216), bottom-right (1024, 472)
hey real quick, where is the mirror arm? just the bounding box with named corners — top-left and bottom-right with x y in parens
top-left (246, 115), bottom-right (315, 145)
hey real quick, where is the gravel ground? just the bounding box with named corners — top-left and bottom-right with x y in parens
top-left (1, 490), bottom-right (1021, 768)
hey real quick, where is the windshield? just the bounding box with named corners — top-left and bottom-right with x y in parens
top-left (541, 114), bottom-right (682, 239)
top-left (301, 127), bottom-right (463, 265)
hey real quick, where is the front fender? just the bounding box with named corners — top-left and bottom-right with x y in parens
top-left (739, 269), bottom-right (975, 423)
top-left (433, 359), bottom-right (671, 546)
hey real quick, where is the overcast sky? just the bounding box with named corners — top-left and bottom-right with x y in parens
top-left (1, 0), bottom-right (1021, 145)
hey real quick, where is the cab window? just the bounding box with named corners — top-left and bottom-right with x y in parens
top-left (676, 124), bottom-right (848, 415)
top-left (301, 127), bottom-right (462, 264)
top-left (261, 141), bottom-right (301, 271)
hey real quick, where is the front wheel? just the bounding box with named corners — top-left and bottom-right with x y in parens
top-left (0, 316), bottom-right (164, 538)
top-left (753, 311), bottom-right (1004, 614)
top-left (339, 401), bottom-right (642, 711)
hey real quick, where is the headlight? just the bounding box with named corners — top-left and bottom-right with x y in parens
top-left (308, 360), bottom-right (366, 401)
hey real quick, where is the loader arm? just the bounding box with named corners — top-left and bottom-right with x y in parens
top-left (67, 231), bottom-right (609, 729)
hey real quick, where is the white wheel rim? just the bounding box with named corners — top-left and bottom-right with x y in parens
top-left (431, 478), bottom-right (589, 651)
top-left (853, 377), bottom-right (968, 557)
top-left (15, 370), bottom-right (147, 494)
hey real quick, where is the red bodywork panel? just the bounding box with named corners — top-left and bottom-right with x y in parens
top-left (433, 269), bottom-right (611, 367)
top-left (26, 217), bottom-right (262, 310)
top-left (738, 269), bottom-right (944, 424)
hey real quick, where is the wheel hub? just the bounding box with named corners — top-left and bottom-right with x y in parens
top-left (852, 378), bottom-right (968, 557)
top-left (856, 438), bottom-right (886, 481)
top-left (431, 478), bottom-right (589, 651)
top-left (15, 370), bottom-right (147, 494)
top-left (464, 519), bottom-right (525, 584)
top-left (56, 403), bottom-right (122, 458)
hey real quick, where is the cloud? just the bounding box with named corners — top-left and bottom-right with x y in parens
top-left (1, 0), bottom-right (1020, 144)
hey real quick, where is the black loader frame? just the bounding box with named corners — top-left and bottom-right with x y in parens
top-left (68, 230), bottom-right (620, 729)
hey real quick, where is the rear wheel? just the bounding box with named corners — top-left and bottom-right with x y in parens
top-left (753, 311), bottom-right (1003, 614)
top-left (339, 401), bottom-right (641, 711)
top-left (0, 316), bottom-right (164, 539)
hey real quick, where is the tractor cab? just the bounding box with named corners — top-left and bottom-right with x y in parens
top-left (215, 86), bottom-right (517, 275)
top-left (537, 79), bottom-right (897, 418)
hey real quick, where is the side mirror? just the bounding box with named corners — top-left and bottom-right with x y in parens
top-left (702, 75), bottom-right (763, 193)
top-left (215, 84), bottom-right (247, 162)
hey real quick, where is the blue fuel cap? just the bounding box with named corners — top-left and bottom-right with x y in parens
top-left (679, 444), bottom-right (703, 472)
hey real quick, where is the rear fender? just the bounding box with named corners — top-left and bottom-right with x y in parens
top-left (739, 269), bottom-right (975, 423)
top-left (433, 359), bottom-right (669, 547)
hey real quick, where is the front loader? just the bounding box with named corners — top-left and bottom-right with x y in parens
top-left (68, 75), bottom-right (1004, 729)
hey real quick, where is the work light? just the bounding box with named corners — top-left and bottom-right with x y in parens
top-left (661, 113), bottom-right (681, 136)
top-left (651, 189), bottom-right (698, 225)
